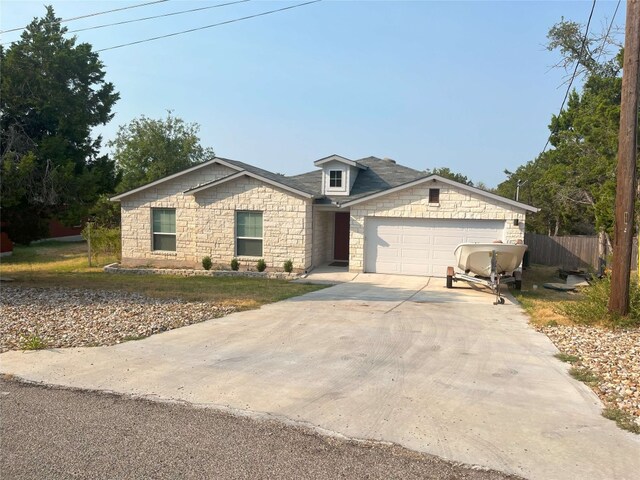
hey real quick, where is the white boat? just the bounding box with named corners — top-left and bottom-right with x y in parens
top-left (454, 243), bottom-right (528, 277)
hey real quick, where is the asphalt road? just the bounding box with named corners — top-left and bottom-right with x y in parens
top-left (0, 378), bottom-right (518, 480)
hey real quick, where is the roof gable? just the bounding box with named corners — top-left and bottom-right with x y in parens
top-left (340, 174), bottom-right (538, 212)
top-left (313, 154), bottom-right (367, 169)
top-left (184, 170), bottom-right (314, 199)
top-left (110, 158), bottom-right (241, 201)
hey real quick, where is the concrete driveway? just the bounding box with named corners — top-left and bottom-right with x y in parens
top-left (1, 275), bottom-right (638, 479)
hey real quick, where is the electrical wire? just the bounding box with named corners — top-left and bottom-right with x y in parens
top-left (0, 0), bottom-right (170, 34)
top-left (541, 0), bottom-right (597, 154)
top-left (95, 0), bottom-right (322, 53)
top-left (593, 0), bottom-right (621, 65)
top-left (67, 0), bottom-right (251, 35)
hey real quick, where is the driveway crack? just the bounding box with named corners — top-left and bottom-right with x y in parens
top-left (384, 278), bottom-right (431, 314)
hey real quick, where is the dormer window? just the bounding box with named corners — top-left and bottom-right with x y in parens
top-left (329, 170), bottom-right (343, 188)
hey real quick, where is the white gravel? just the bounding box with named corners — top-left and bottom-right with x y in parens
top-left (539, 324), bottom-right (640, 423)
top-left (0, 286), bottom-right (235, 353)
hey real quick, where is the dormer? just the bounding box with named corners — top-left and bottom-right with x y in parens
top-left (314, 154), bottom-right (367, 196)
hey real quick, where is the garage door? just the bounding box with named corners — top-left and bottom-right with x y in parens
top-left (364, 218), bottom-right (505, 276)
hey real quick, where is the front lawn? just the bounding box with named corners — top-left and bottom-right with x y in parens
top-left (0, 241), bottom-right (325, 308)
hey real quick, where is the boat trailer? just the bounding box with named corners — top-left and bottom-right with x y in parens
top-left (446, 249), bottom-right (522, 305)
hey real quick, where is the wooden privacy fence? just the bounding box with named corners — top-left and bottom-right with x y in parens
top-left (524, 233), bottom-right (600, 270)
top-left (524, 233), bottom-right (638, 271)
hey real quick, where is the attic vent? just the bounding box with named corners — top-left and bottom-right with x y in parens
top-left (383, 157), bottom-right (396, 164)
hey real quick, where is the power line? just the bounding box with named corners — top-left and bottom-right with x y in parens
top-left (593, 0), bottom-right (621, 65)
top-left (541, 0), bottom-right (597, 154)
top-left (95, 0), bottom-right (322, 53)
top-left (0, 0), bottom-right (170, 34)
top-left (68, 0), bottom-right (251, 35)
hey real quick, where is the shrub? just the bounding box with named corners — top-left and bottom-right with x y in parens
top-left (283, 259), bottom-right (293, 273)
top-left (21, 334), bottom-right (47, 350)
top-left (202, 256), bottom-right (212, 270)
top-left (82, 225), bottom-right (121, 261)
top-left (558, 276), bottom-right (640, 327)
top-left (256, 258), bottom-right (267, 272)
top-left (230, 258), bottom-right (239, 271)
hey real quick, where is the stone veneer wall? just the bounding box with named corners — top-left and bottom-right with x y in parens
top-left (194, 176), bottom-right (312, 270)
top-left (348, 181), bottom-right (527, 272)
top-left (120, 163), bottom-right (313, 270)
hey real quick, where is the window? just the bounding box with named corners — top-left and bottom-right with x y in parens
top-left (152, 208), bottom-right (176, 251)
top-left (236, 211), bottom-right (263, 256)
top-left (429, 188), bottom-right (440, 204)
top-left (329, 170), bottom-right (343, 188)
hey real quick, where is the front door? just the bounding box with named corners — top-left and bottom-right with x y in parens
top-left (334, 212), bottom-right (350, 261)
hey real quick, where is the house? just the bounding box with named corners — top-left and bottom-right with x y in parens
top-left (111, 155), bottom-right (537, 276)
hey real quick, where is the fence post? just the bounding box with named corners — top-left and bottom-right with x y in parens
top-left (598, 231), bottom-right (607, 275)
top-left (87, 221), bottom-right (92, 268)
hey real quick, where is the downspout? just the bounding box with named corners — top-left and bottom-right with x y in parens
top-left (308, 202), bottom-right (314, 274)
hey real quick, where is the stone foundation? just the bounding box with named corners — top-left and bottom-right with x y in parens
top-left (104, 263), bottom-right (300, 280)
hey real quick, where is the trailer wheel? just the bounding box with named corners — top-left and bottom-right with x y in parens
top-left (446, 267), bottom-right (454, 289)
top-left (514, 270), bottom-right (522, 291)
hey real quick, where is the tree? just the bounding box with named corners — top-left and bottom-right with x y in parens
top-left (496, 19), bottom-right (632, 240)
top-left (425, 167), bottom-right (474, 186)
top-left (0, 6), bottom-right (119, 243)
top-left (112, 112), bottom-right (214, 193)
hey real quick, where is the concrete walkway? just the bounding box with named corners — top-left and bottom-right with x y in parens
top-left (1, 275), bottom-right (639, 479)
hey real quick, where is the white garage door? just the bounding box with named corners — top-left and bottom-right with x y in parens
top-left (364, 218), bottom-right (505, 277)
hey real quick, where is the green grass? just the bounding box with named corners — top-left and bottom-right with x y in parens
top-left (20, 335), bottom-right (47, 351)
top-left (554, 353), bottom-right (580, 364)
top-left (0, 241), bottom-right (326, 308)
top-left (121, 334), bottom-right (146, 342)
top-left (558, 275), bottom-right (640, 328)
top-left (602, 407), bottom-right (640, 434)
top-left (513, 265), bottom-right (577, 327)
top-left (569, 367), bottom-right (600, 386)
top-left (514, 264), bottom-right (640, 328)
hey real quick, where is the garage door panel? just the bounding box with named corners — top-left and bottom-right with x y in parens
top-left (364, 218), bottom-right (505, 277)
top-left (403, 234), bottom-right (431, 245)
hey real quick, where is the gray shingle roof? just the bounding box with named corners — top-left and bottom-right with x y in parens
top-left (216, 157), bottom-right (318, 196)
top-left (288, 156), bottom-right (428, 204)
top-left (181, 156), bottom-right (428, 204)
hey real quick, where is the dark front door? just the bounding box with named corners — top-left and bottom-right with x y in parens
top-left (334, 212), bottom-right (350, 261)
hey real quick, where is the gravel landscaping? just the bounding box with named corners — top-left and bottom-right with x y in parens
top-left (538, 324), bottom-right (640, 426)
top-left (0, 286), bottom-right (235, 353)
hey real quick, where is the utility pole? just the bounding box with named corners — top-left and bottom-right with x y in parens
top-left (515, 179), bottom-right (527, 202)
top-left (608, 0), bottom-right (640, 315)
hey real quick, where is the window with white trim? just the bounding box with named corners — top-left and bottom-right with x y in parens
top-left (152, 208), bottom-right (176, 251)
top-left (329, 170), bottom-right (343, 188)
top-left (236, 211), bottom-right (263, 256)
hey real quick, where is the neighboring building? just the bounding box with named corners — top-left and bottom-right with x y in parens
top-left (0, 222), bottom-right (13, 257)
top-left (111, 155), bottom-right (537, 276)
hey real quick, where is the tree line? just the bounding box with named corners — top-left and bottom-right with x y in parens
top-left (496, 19), bottom-right (638, 246)
top-left (2, 9), bottom-right (635, 245)
top-left (1, 7), bottom-right (212, 244)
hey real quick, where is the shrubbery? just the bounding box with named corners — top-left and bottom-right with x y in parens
top-left (202, 256), bottom-right (212, 270)
top-left (82, 225), bottom-right (121, 261)
top-left (256, 258), bottom-right (267, 272)
top-left (283, 259), bottom-right (293, 273)
top-left (230, 258), bottom-right (239, 271)
top-left (558, 276), bottom-right (640, 327)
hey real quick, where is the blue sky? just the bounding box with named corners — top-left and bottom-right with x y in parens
top-left (0, 1), bottom-right (625, 187)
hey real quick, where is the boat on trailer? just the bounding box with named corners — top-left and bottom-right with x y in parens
top-left (446, 242), bottom-right (528, 304)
